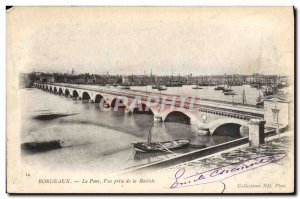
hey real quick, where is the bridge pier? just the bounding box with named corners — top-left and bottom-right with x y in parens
top-left (124, 108), bottom-right (132, 114)
top-left (198, 127), bottom-right (210, 136)
top-left (240, 125), bottom-right (249, 137)
top-left (248, 119), bottom-right (266, 146)
top-left (103, 102), bottom-right (110, 108)
top-left (154, 115), bottom-right (163, 123)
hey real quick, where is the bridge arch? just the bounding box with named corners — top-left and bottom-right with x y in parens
top-left (132, 103), bottom-right (154, 115)
top-left (53, 87), bottom-right (58, 94)
top-left (164, 111), bottom-right (191, 124)
top-left (94, 94), bottom-right (104, 103)
top-left (64, 89), bottom-right (70, 97)
top-left (81, 91), bottom-right (91, 101)
top-left (58, 88), bottom-right (63, 95)
top-left (72, 90), bottom-right (79, 98)
top-left (210, 118), bottom-right (249, 137)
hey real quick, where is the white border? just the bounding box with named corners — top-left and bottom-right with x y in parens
top-left (1, 1), bottom-right (298, 198)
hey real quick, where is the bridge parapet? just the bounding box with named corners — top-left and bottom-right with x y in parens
top-left (198, 105), bottom-right (263, 120)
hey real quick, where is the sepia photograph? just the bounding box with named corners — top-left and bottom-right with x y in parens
top-left (6, 6), bottom-right (295, 194)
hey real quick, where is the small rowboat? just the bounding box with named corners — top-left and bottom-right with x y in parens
top-left (223, 91), bottom-right (236, 95)
top-left (133, 138), bottom-right (190, 153)
top-left (22, 140), bottom-right (62, 152)
top-left (192, 85), bottom-right (203, 89)
top-left (214, 86), bottom-right (224, 90)
top-left (157, 85), bottom-right (167, 91)
top-left (22, 139), bottom-right (73, 152)
top-left (189, 143), bottom-right (207, 149)
top-left (119, 85), bottom-right (130, 89)
top-left (152, 85), bottom-right (167, 91)
top-left (223, 89), bottom-right (233, 92)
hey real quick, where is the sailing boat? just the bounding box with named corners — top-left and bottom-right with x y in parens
top-left (133, 122), bottom-right (190, 153)
top-left (223, 83), bottom-right (235, 95)
top-left (192, 84), bottom-right (203, 89)
top-left (221, 76), bottom-right (233, 93)
top-left (263, 83), bottom-right (276, 97)
top-left (192, 80), bottom-right (203, 89)
top-left (214, 85), bottom-right (224, 90)
top-left (222, 84), bottom-right (233, 92)
top-left (166, 70), bottom-right (183, 87)
top-left (157, 85), bottom-right (167, 91)
top-left (152, 84), bottom-right (167, 90)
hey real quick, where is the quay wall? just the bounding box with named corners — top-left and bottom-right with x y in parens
top-left (125, 128), bottom-right (281, 174)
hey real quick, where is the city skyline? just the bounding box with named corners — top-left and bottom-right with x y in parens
top-left (26, 69), bottom-right (288, 77)
top-left (8, 7), bottom-right (293, 77)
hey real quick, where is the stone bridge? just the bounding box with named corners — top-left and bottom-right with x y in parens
top-left (34, 82), bottom-right (289, 138)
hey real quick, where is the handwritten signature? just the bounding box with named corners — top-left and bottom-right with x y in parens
top-left (170, 153), bottom-right (287, 191)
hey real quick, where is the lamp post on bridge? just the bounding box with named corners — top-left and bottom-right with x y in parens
top-left (271, 103), bottom-right (280, 136)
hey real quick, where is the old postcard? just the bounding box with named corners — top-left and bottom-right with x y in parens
top-left (6, 6), bottom-right (294, 194)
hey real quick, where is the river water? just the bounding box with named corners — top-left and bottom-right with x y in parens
top-left (20, 85), bottom-right (261, 173)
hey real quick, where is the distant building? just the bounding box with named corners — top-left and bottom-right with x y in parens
top-left (122, 75), bottom-right (153, 85)
top-left (24, 71), bottom-right (289, 88)
top-left (19, 72), bottom-right (36, 88)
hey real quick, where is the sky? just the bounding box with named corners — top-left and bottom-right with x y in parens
top-left (7, 7), bottom-right (294, 76)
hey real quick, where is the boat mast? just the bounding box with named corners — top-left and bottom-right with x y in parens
top-left (147, 122), bottom-right (154, 144)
